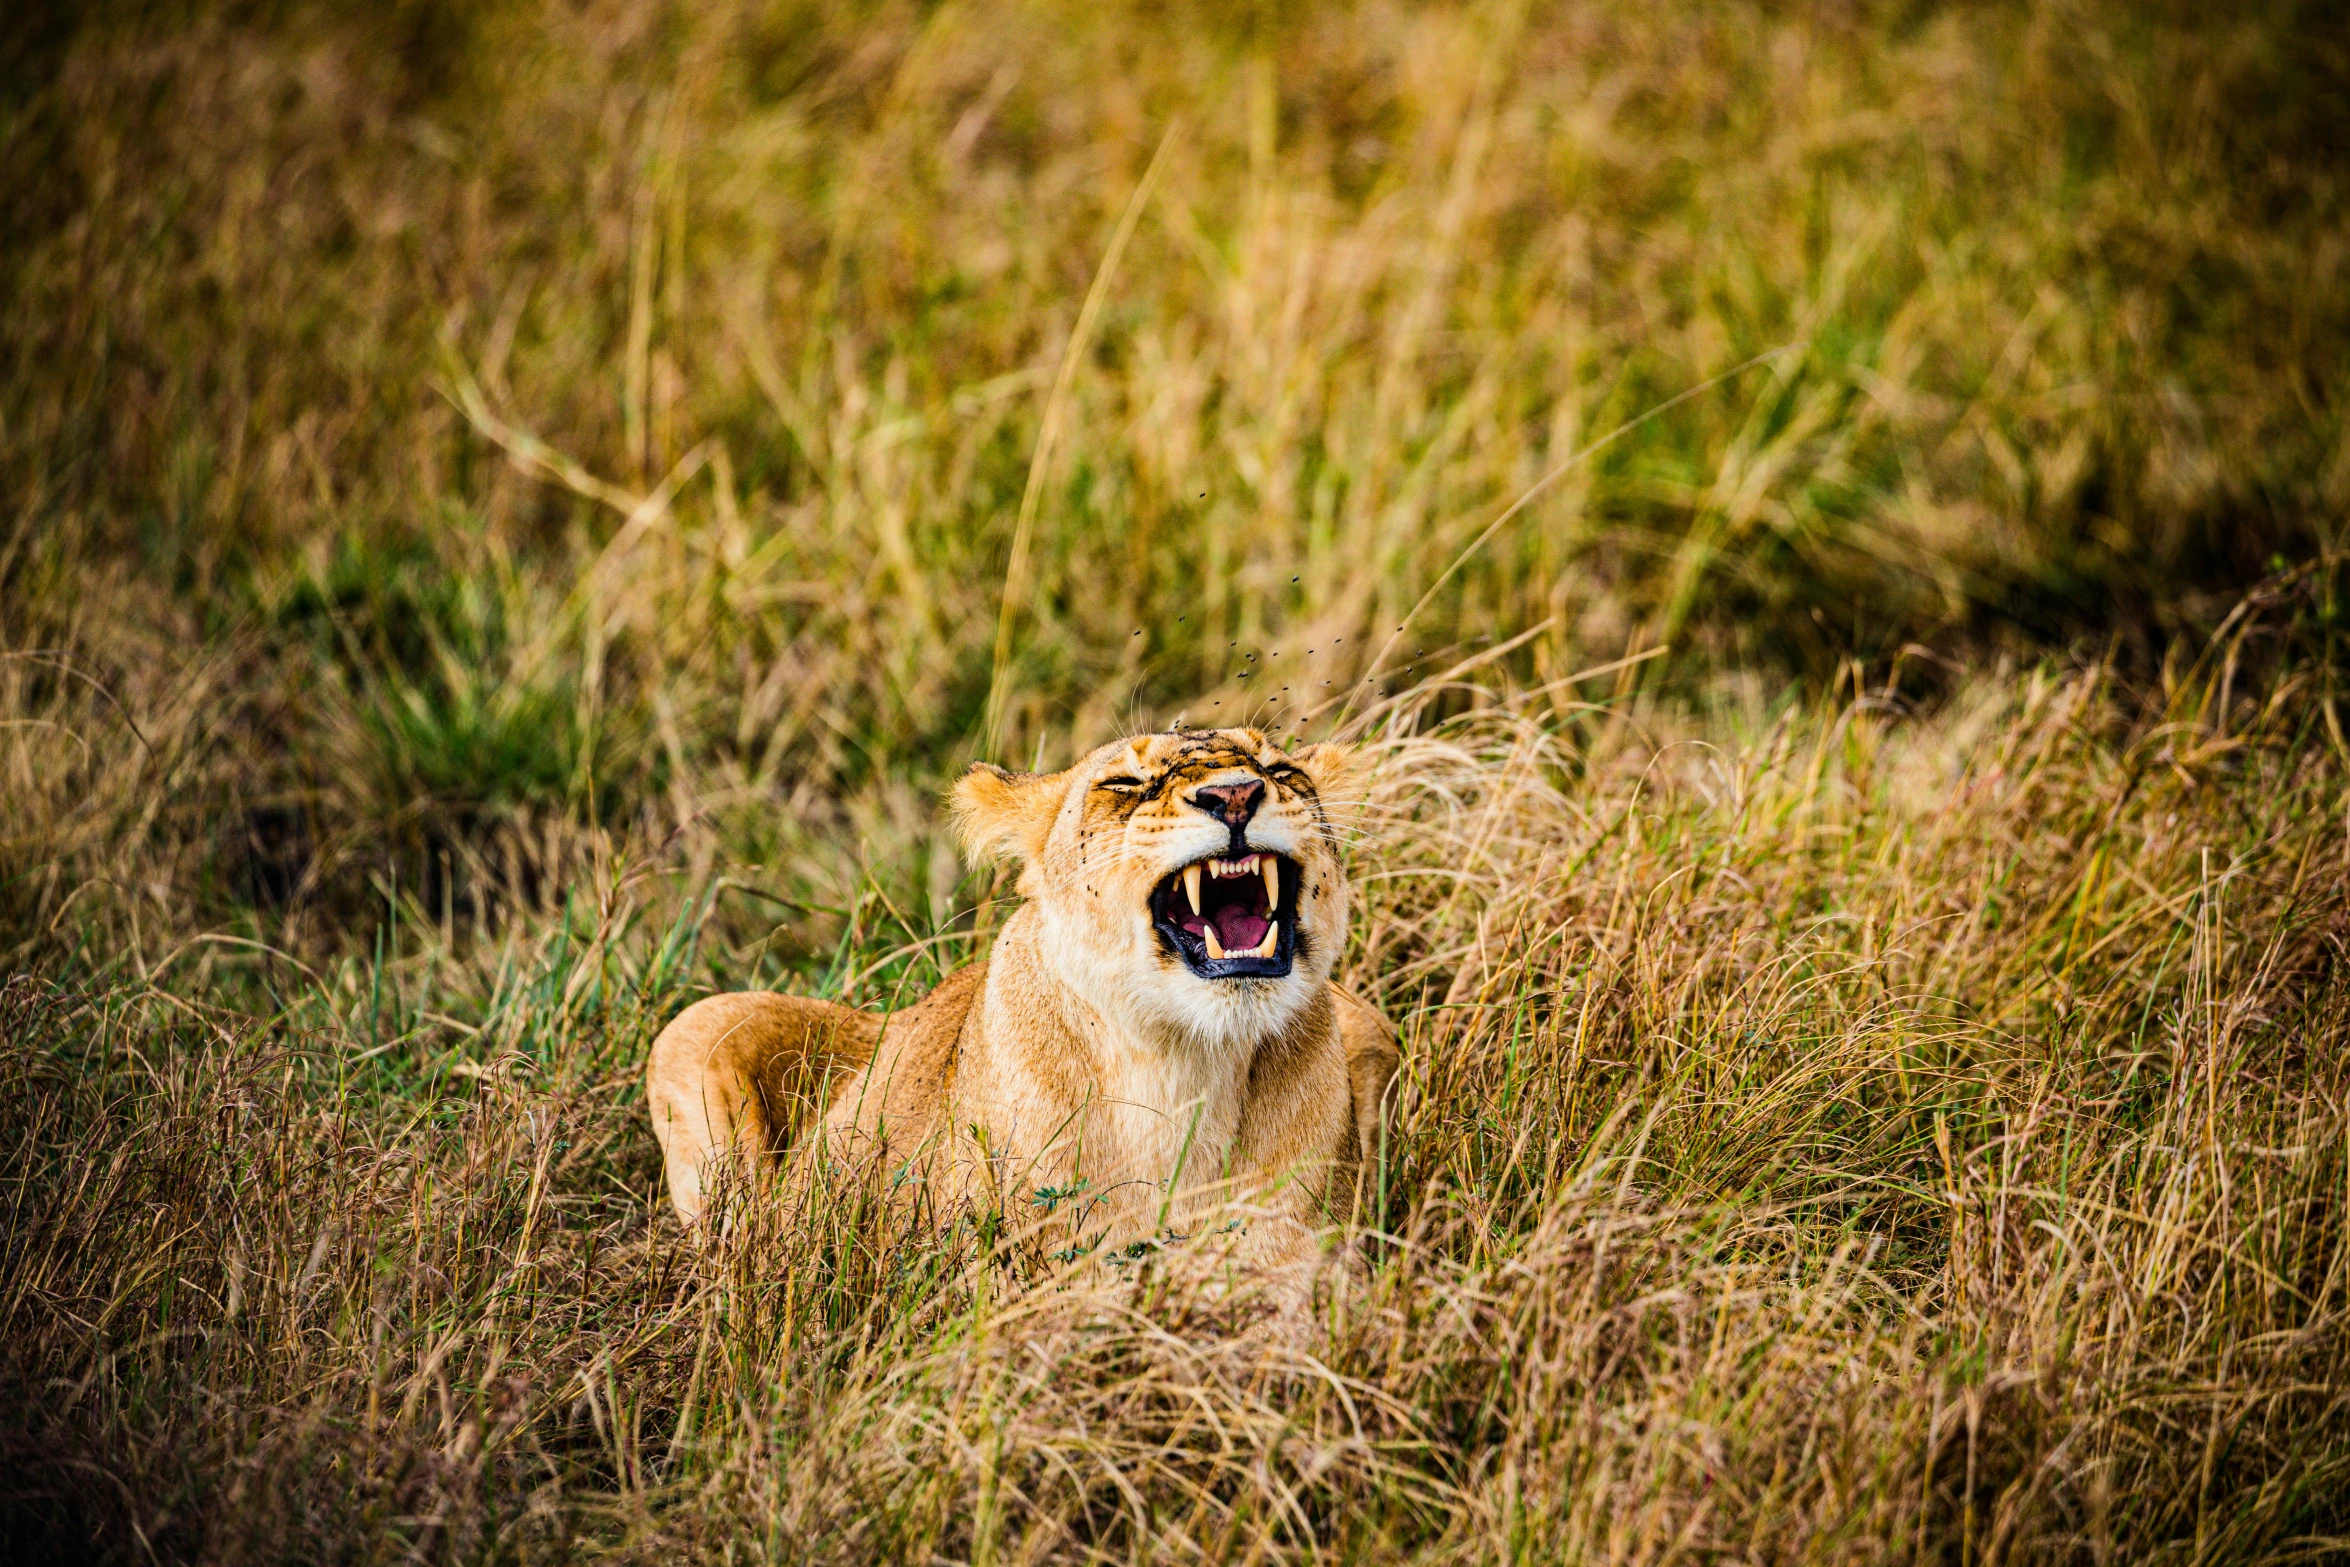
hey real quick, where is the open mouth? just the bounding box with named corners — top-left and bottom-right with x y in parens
top-left (1150, 851), bottom-right (1298, 979)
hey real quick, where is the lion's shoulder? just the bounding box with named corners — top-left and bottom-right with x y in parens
top-left (825, 962), bottom-right (987, 1136)
top-left (880, 960), bottom-right (987, 1048)
top-left (1330, 983), bottom-right (1400, 1164)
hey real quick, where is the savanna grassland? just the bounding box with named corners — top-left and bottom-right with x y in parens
top-left (5, 0), bottom-right (2350, 1560)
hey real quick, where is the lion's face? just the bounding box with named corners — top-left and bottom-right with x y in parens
top-left (953, 728), bottom-right (1354, 1049)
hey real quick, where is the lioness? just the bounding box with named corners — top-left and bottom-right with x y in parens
top-left (645, 727), bottom-right (1399, 1281)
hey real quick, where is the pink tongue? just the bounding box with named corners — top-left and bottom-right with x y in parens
top-left (1211, 906), bottom-right (1270, 952)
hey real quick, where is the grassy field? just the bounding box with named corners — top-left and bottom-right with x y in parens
top-left (6, 0), bottom-right (2350, 1560)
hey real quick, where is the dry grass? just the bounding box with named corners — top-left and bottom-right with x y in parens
top-left (7, 571), bottom-right (2350, 1561)
top-left (7, 1), bottom-right (2348, 875)
top-left (6, 0), bottom-right (2350, 1561)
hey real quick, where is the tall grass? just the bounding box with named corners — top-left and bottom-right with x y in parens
top-left (5, 0), bottom-right (2350, 1560)
top-left (6, 571), bottom-right (2350, 1560)
top-left (6, 0), bottom-right (2348, 946)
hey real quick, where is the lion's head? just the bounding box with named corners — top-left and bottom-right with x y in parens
top-left (952, 728), bottom-right (1355, 1049)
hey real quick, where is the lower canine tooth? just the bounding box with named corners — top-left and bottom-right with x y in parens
top-left (1183, 863), bottom-right (1202, 915)
top-left (1254, 927), bottom-right (1279, 958)
top-left (1204, 927), bottom-right (1226, 960)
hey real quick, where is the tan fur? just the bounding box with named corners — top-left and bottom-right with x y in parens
top-left (645, 728), bottom-right (1400, 1280)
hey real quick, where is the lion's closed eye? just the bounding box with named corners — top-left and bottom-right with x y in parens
top-left (1096, 775), bottom-right (1144, 791)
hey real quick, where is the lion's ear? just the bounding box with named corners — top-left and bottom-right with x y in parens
top-left (951, 762), bottom-right (1068, 867)
top-left (1292, 742), bottom-right (1357, 795)
top-left (1291, 742), bottom-right (1364, 823)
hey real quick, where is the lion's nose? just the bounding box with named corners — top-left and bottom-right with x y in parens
top-left (1190, 778), bottom-right (1264, 828)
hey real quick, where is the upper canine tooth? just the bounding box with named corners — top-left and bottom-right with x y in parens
top-left (1183, 863), bottom-right (1202, 915)
top-left (1203, 926), bottom-right (1227, 960)
top-left (1262, 856), bottom-right (1280, 911)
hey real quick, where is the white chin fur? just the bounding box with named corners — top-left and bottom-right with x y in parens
top-left (1145, 961), bottom-right (1321, 1052)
